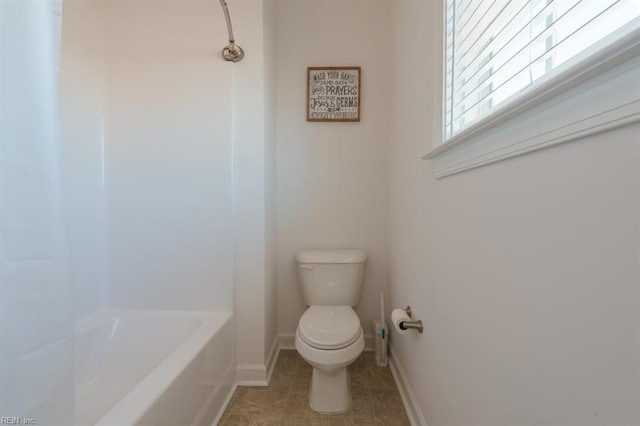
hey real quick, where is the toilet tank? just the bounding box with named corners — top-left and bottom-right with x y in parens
top-left (296, 249), bottom-right (367, 306)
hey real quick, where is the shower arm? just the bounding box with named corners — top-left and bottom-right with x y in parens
top-left (219, 0), bottom-right (244, 62)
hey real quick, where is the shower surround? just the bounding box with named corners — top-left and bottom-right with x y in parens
top-left (0, 0), bottom-right (276, 423)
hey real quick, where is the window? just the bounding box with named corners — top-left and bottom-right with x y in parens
top-left (444, 0), bottom-right (640, 140)
top-left (428, 0), bottom-right (640, 177)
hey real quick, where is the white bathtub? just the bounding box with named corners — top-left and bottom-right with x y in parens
top-left (74, 311), bottom-right (234, 425)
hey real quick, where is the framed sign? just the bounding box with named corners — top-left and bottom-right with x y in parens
top-left (307, 66), bottom-right (361, 122)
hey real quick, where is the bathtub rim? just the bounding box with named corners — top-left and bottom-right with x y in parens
top-left (75, 310), bottom-right (233, 426)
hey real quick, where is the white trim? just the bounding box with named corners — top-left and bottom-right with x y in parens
top-left (209, 380), bottom-right (237, 426)
top-left (265, 333), bottom-right (280, 385)
top-left (235, 364), bottom-right (268, 386)
top-left (278, 332), bottom-right (375, 352)
top-left (279, 332), bottom-right (296, 350)
top-left (427, 28), bottom-right (640, 178)
top-left (235, 334), bottom-right (281, 386)
top-left (389, 345), bottom-right (427, 426)
top-left (210, 383), bottom-right (237, 426)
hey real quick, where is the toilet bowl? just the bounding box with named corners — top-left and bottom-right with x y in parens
top-left (294, 249), bottom-right (367, 414)
top-left (295, 305), bottom-right (365, 414)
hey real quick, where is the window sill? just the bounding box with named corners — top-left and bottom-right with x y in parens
top-left (425, 29), bottom-right (640, 178)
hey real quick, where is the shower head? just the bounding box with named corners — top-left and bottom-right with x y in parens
top-left (219, 0), bottom-right (244, 62)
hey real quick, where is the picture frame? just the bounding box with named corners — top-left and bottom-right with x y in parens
top-left (307, 66), bottom-right (361, 122)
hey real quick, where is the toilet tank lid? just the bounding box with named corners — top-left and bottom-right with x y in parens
top-left (296, 249), bottom-right (366, 264)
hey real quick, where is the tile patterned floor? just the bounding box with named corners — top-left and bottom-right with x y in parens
top-left (219, 350), bottom-right (411, 425)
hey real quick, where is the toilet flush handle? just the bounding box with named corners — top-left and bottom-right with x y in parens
top-left (300, 264), bottom-right (313, 271)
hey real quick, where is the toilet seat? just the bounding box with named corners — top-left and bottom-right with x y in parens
top-left (298, 306), bottom-right (361, 350)
top-left (295, 327), bottom-right (364, 373)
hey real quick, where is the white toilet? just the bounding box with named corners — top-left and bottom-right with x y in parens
top-left (294, 249), bottom-right (367, 414)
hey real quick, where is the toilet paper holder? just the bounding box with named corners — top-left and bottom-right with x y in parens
top-left (399, 306), bottom-right (423, 333)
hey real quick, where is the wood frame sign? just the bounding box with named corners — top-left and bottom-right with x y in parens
top-left (307, 66), bottom-right (361, 122)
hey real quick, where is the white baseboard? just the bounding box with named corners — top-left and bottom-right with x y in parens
top-left (235, 334), bottom-right (280, 387)
top-left (235, 364), bottom-right (268, 386)
top-left (389, 345), bottom-right (427, 426)
top-left (279, 333), bottom-right (296, 350)
top-left (208, 363), bottom-right (237, 426)
top-left (265, 333), bottom-right (279, 384)
top-left (279, 332), bottom-right (375, 351)
top-left (210, 382), bottom-right (237, 426)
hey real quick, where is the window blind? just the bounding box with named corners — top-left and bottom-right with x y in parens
top-left (444, 0), bottom-right (640, 140)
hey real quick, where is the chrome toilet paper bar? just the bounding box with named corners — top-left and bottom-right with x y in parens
top-left (394, 306), bottom-right (423, 334)
top-left (399, 319), bottom-right (423, 333)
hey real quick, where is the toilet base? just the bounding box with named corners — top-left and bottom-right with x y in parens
top-left (309, 367), bottom-right (351, 414)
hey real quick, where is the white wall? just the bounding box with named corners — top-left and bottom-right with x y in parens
top-left (389, 1), bottom-right (640, 424)
top-left (103, 0), bottom-right (234, 311)
top-left (275, 0), bottom-right (392, 342)
top-left (59, 0), bottom-right (107, 323)
top-left (232, 0), bottom-right (279, 382)
top-left (0, 1), bottom-right (74, 422)
top-left (263, 0), bottom-right (279, 364)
